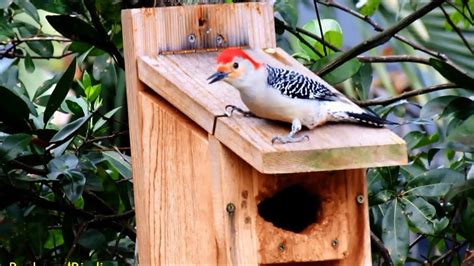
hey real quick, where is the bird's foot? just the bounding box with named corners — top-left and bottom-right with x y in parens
top-left (271, 134), bottom-right (309, 144)
top-left (225, 105), bottom-right (255, 117)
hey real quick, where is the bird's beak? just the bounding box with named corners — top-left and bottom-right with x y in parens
top-left (207, 72), bottom-right (228, 84)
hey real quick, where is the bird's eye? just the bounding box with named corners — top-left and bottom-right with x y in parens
top-left (233, 62), bottom-right (239, 69)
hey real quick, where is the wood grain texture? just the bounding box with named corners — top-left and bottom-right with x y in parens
top-left (138, 48), bottom-right (407, 174)
top-left (209, 138), bottom-right (373, 264)
top-left (316, 169), bottom-right (372, 266)
top-left (130, 2), bottom-right (276, 54)
top-left (139, 90), bottom-right (218, 264)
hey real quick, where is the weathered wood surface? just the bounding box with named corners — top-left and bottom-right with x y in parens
top-left (138, 48), bottom-right (407, 174)
top-left (139, 90), bottom-right (218, 264)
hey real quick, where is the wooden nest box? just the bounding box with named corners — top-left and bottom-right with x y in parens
top-left (122, 2), bottom-right (407, 265)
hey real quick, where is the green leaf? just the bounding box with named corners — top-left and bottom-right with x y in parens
top-left (44, 57), bottom-right (77, 124)
top-left (420, 95), bottom-right (458, 118)
top-left (46, 15), bottom-right (109, 53)
top-left (404, 131), bottom-right (439, 150)
top-left (62, 170), bottom-right (85, 202)
top-left (430, 58), bottom-right (474, 90)
top-left (274, 0), bottom-right (298, 29)
top-left (352, 63), bottom-right (373, 100)
top-left (44, 229), bottom-right (64, 249)
top-left (446, 179), bottom-right (474, 201)
top-left (103, 151), bottom-right (131, 179)
top-left (299, 19), bottom-right (343, 60)
top-left (447, 115), bottom-right (474, 146)
top-left (382, 200), bottom-right (409, 266)
top-left (0, 86), bottom-right (30, 128)
top-left (312, 52), bottom-right (361, 84)
top-left (0, 133), bottom-right (32, 162)
top-left (357, 0), bottom-right (380, 16)
top-left (14, 0), bottom-right (40, 23)
top-left (402, 197), bottom-right (436, 234)
top-left (34, 75), bottom-right (60, 100)
top-left (47, 154), bottom-right (79, 180)
top-left (85, 84), bottom-right (101, 103)
top-left (93, 106), bottom-right (121, 132)
top-left (49, 113), bottom-right (92, 145)
top-left (460, 198), bottom-right (474, 242)
top-left (78, 229), bottom-right (106, 250)
top-left (406, 168), bottom-right (464, 197)
top-left (371, 190), bottom-right (394, 205)
top-left (24, 53), bottom-right (35, 73)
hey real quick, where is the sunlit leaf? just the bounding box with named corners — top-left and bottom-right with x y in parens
top-left (312, 52), bottom-right (361, 84)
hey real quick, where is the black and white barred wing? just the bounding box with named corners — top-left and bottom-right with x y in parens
top-left (266, 65), bottom-right (338, 101)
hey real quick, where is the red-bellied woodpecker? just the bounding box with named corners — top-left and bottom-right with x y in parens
top-left (208, 48), bottom-right (395, 144)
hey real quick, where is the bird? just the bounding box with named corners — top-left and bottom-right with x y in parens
top-left (207, 48), bottom-right (395, 144)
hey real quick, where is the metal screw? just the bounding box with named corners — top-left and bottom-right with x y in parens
top-left (216, 34), bottom-right (225, 45)
top-left (226, 203), bottom-right (236, 215)
top-left (188, 33), bottom-right (196, 43)
top-left (356, 194), bottom-right (364, 204)
top-left (278, 243), bottom-right (285, 252)
top-left (331, 239), bottom-right (338, 248)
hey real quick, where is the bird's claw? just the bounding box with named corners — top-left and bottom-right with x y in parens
top-left (225, 105), bottom-right (255, 117)
top-left (271, 134), bottom-right (309, 144)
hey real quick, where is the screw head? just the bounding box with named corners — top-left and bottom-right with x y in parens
top-left (188, 33), bottom-right (196, 43)
top-left (226, 203), bottom-right (236, 215)
top-left (278, 243), bottom-right (285, 252)
top-left (331, 239), bottom-right (338, 248)
top-left (216, 34), bottom-right (225, 46)
top-left (356, 194), bottom-right (364, 204)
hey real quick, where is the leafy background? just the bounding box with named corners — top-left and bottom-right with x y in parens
top-left (0, 0), bottom-right (473, 265)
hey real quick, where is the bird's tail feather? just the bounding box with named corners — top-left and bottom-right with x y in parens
top-left (345, 112), bottom-right (397, 128)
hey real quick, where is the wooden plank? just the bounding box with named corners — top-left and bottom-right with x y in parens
top-left (137, 48), bottom-right (407, 173)
top-left (255, 171), bottom-right (350, 263)
top-left (209, 136), bottom-right (260, 265)
top-left (139, 90), bottom-right (218, 264)
top-left (144, 2), bottom-right (275, 53)
top-left (122, 9), bottom-right (158, 265)
top-left (316, 169), bottom-right (372, 266)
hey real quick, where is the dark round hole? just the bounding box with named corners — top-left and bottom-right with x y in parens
top-left (257, 184), bottom-right (320, 233)
top-left (198, 18), bottom-right (207, 27)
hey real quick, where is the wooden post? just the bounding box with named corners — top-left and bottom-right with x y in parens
top-left (122, 3), bottom-right (407, 265)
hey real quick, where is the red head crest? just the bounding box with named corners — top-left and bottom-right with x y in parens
top-left (216, 48), bottom-right (261, 69)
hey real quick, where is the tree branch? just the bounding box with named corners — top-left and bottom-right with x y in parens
top-left (316, 0), bottom-right (446, 77)
top-left (83, 0), bottom-right (125, 69)
top-left (371, 231), bottom-right (394, 266)
top-left (432, 240), bottom-right (468, 265)
top-left (282, 23), bottom-right (324, 58)
top-left (355, 83), bottom-right (459, 107)
top-left (440, 5), bottom-right (473, 54)
top-left (313, 0), bottom-right (327, 56)
top-left (317, 0), bottom-right (448, 60)
top-left (357, 55), bottom-right (431, 65)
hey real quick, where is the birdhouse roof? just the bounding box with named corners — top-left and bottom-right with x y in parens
top-left (137, 48), bottom-right (407, 174)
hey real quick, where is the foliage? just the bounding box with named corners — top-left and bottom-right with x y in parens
top-left (275, 0), bottom-right (474, 265)
top-left (0, 0), bottom-right (473, 265)
top-left (0, 0), bottom-right (135, 264)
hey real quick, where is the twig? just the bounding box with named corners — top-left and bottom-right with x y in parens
top-left (64, 221), bottom-right (89, 265)
top-left (86, 130), bottom-right (129, 144)
top-left (371, 231), bottom-right (394, 266)
top-left (355, 83), bottom-right (459, 107)
top-left (83, 0), bottom-right (125, 69)
top-left (446, 1), bottom-right (474, 25)
top-left (8, 159), bottom-right (48, 175)
top-left (432, 240), bottom-right (468, 265)
top-left (409, 234), bottom-right (425, 249)
top-left (440, 5), bottom-right (474, 54)
top-left (275, 18), bottom-right (341, 52)
top-left (316, 0), bottom-right (446, 77)
top-left (358, 55), bottom-right (431, 65)
top-left (313, 0), bottom-right (327, 56)
top-left (317, 0), bottom-right (448, 60)
top-left (2, 51), bottom-right (74, 60)
top-left (283, 24), bottom-right (324, 58)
